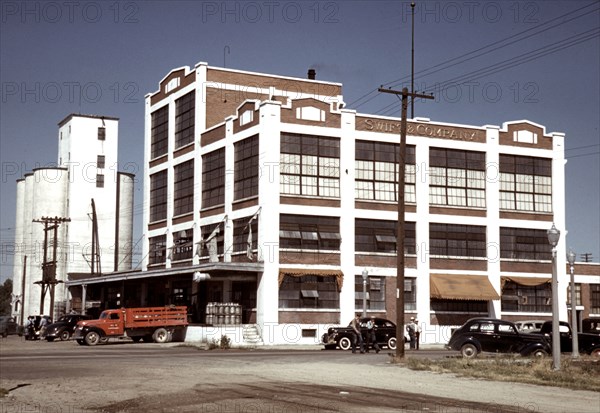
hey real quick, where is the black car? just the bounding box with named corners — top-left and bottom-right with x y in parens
top-left (42, 314), bottom-right (91, 341)
top-left (0, 316), bottom-right (18, 337)
top-left (446, 318), bottom-right (550, 358)
top-left (322, 317), bottom-right (407, 351)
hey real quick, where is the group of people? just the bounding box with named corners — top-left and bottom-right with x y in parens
top-left (24, 315), bottom-right (50, 340)
top-left (349, 314), bottom-right (380, 353)
top-left (348, 314), bottom-right (422, 353)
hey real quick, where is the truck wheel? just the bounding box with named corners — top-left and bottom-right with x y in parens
top-left (84, 331), bottom-right (101, 346)
top-left (153, 328), bottom-right (169, 343)
top-left (388, 337), bottom-right (397, 350)
top-left (338, 337), bottom-right (352, 351)
top-left (461, 343), bottom-right (478, 358)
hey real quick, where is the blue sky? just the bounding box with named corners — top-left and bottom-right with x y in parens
top-left (1, 1), bottom-right (599, 282)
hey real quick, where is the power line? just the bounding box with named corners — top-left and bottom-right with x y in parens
top-left (348, 2), bottom-right (599, 110)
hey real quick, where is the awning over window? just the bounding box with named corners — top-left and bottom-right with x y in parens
top-left (501, 276), bottom-right (550, 287)
top-left (430, 273), bottom-right (500, 301)
top-left (279, 269), bottom-right (343, 290)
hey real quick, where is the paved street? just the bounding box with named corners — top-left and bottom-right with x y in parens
top-left (1, 336), bottom-right (599, 413)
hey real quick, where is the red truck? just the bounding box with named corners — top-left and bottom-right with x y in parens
top-left (73, 306), bottom-right (188, 346)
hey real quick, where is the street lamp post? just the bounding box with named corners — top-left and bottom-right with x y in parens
top-left (547, 223), bottom-right (561, 371)
top-left (567, 249), bottom-right (580, 358)
top-left (362, 269), bottom-right (368, 317)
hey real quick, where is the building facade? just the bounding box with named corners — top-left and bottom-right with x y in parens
top-left (67, 63), bottom-right (600, 345)
top-left (12, 114), bottom-right (135, 322)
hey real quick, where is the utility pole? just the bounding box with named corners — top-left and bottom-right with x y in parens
top-left (20, 255), bottom-right (27, 326)
top-left (411, 2), bottom-right (415, 119)
top-left (33, 216), bottom-right (70, 319)
top-left (378, 87), bottom-right (433, 359)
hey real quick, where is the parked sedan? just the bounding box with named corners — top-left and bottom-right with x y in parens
top-left (322, 317), bottom-right (407, 351)
top-left (42, 314), bottom-right (91, 341)
top-left (446, 318), bottom-right (550, 358)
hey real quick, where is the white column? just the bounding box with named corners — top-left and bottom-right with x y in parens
top-left (551, 132), bottom-right (568, 321)
top-left (339, 109), bottom-right (356, 324)
top-left (413, 138), bottom-right (430, 330)
top-left (256, 100), bottom-right (282, 343)
top-left (485, 125), bottom-right (502, 317)
top-left (223, 117), bottom-right (235, 263)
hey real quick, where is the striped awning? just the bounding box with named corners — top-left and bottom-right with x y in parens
top-left (501, 276), bottom-right (550, 287)
top-left (430, 273), bottom-right (500, 301)
top-left (279, 268), bottom-right (343, 290)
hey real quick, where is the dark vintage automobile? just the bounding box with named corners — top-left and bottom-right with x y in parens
top-left (42, 314), bottom-right (91, 341)
top-left (446, 318), bottom-right (550, 358)
top-left (534, 321), bottom-right (600, 357)
top-left (322, 317), bottom-right (406, 351)
top-left (0, 316), bottom-right (18, 337)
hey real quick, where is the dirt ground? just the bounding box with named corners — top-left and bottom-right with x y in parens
top-left (1, 337), bottom-right (599, 413)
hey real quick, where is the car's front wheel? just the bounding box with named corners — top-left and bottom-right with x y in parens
top-left (531, 349), bottom-right (548, 358)
top-left (460, 343), bottom-right (478, 358)
top-left (387, 337), bottom-right (397, 350)
top-left (59, 330), bottom-right (71, 341)
top-left (84, 331), bottom-right (101, 346)
top-left (338, 337), bottom-right (352, 351)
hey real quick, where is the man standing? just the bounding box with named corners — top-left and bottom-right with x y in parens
top-left (350, 314), bottom-right (365, 354)
top-left (365, 316), bottom-right (380, 353)
top-left (406, 317), bottom-right (417, 349)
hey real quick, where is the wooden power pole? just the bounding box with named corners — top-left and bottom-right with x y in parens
top-left (33, 216), bottom-right (70, 319)
top-left (378, 87), bottom-right (433, 359)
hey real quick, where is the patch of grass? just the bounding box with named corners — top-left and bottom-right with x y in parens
top-left (395, 355), bottom-right (600, 392)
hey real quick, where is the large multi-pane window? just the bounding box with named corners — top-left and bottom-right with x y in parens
top-left (567, 284), bottom-right (582, 306)
top-left (171, 228), bottom-right (193, 261)
top-left (199, 223), bottom-right (224, 258)
top-left (202, 148), bottom-right (225, 208)
top-left (429, 148), bottom-right (486, 207)
top-left (404, 278), bottom-right (417, 311)
top-left (429, 223), bottom-right (487, 257)
top-left (355, 141), bottom-right (415, 202)
top-left (355, 276), bottom-right (386, 311)
top-left (279, 214), bottom-right (340, 250)
top-left (232, 217), bottom-right (258, 255)
top-left (173, 160), bottom-right (194, 216)
top-left (234, 136), bottom-right (259, 200)
top-left (500, 227), bottom-right (552, 260)
top-left (149, 170), bottom-right (168, 222)
top-left (431, 300), bottom-right (488, 313)
top-left (148, 235), bottom-right (166, 265)
top-left (280, 133), bottom-right (340, 197)
top-left (501, 281), bottom-right (551, 313)
top-left (355, 219), bottom-right (416, 254)
top-left (279, 275), bottom-right (339, 309)
top-left (151, 106), bottom-right (169, 159)
top-left (500, 155), bottom-right (552, 212)
top-left (175, 92), bottom-right (195, 148)
top-left (591, 285), bottom-right (600, 314)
